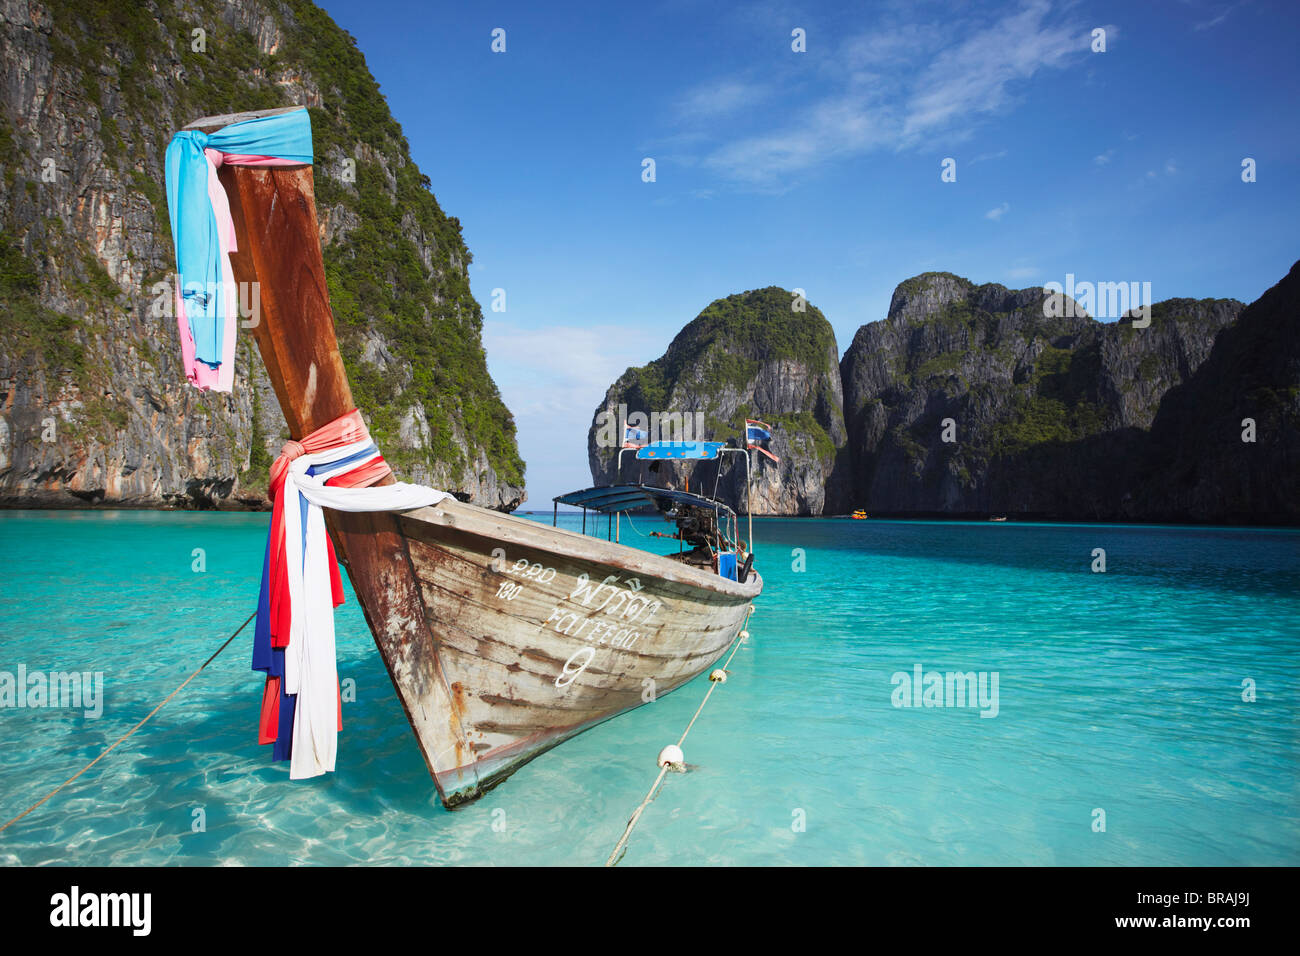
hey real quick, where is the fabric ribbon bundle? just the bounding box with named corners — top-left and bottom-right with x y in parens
top-left (164, 110), bottom-right (451, 779)
top-left (164, 108), bottom-right (313, 391)
top-left (252, 409), bottom-right (449, 779)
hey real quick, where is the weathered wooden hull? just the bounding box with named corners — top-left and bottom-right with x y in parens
top-left (396, 500), bottom-right (760, 804)
top-left (197, 109), bottom-right (762, 806)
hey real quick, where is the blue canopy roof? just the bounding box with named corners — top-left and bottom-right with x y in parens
top-left (634, 441), bottom-right (725, 460)
top-left (553, 483), bottom-right (735, 517)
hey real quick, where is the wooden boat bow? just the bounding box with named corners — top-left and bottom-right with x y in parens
top-left (189, 109), bottom-right (478, 794)
top-left (190, 108), bottom-right (761, 807)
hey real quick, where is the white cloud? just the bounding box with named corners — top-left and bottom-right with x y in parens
top-left (901, 2), bottom-right (1084, 142)
top-left (1141, 160), bottom-right (1178, 182)
top-left (1006, 265), bottom-right (1040, 280)
top-left (484, 321), bottom-right (661, 418)
top-left (677, 79), bottom-right (770, 120)
top-left (481, 320), bottom-right (670, 502)
top-left (686, 1), bottom-right (1101, 186)
top-left (1093, 149), bottom-right (1115, 165)
top-left (1192, 3), bottom-right (1239, 31)
top-left (986, 202), bottom-right (1010, 221)
top-left (703, 94), bottom-right (889, 184)
top-left (841, 20), bottom-right (943, 70)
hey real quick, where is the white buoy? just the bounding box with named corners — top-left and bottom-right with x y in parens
top-left (657, 744), bottom-right (684, 770)
top-left (709, 669), bottom-right (727, 682)
top-left (739, 629), bottom-right (750, 641)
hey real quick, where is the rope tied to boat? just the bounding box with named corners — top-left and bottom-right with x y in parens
top-left (604, 605), bottom-right (755, 867)
top-left (0, 611), bottom-right (257, 836)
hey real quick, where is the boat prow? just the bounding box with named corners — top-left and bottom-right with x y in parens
top-left (394, 498), bottom-right (760, 803)
top-left (194, 107), bottom-right (763, 806)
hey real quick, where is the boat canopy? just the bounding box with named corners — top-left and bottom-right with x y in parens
top-left (634, 441), bottom-right (726, 460)
top-left (554, 483), bottom-right (736, 518)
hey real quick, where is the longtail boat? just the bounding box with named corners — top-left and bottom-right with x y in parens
top-left (184, 107), bottom-right (763, 807)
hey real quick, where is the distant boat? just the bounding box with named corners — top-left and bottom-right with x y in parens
top-left (186, 107), bottom-right (761, 808)
top-left (989, 516), bottom-right (1008, 522)
top-left (852, 509), bottom-right (869, 519)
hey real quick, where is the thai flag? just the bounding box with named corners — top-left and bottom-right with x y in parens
top-left (623, 424), bottom-right (648, 448)
top-left (746, 419), bottom-right (780, 462)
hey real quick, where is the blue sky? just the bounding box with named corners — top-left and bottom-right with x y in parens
top-left (316, 0), bottom-right (1300, 506)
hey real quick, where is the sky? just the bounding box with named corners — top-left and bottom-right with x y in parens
top-left (316, 0), bottom-right (1300, 506)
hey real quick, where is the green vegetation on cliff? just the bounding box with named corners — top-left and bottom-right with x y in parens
top-left (841, 270), bottom-right (1251, 517)
top-left (285, 0), bottom-right (523, 485)
top-left (617, 286), bottom-right (837, 420)
top-left (680, 286), bottom-right (836, 369)
top-left (0, 235), bottom-right (87, 375)
top-left (9, 0), bottom-right (524, 492)
top-left (990, 345), bottom-right (1105, 455)
top-left (592, 286), bottom-right (849, 514)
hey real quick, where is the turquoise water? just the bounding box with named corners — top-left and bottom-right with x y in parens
top-left (0, 509), bottom-right (1296, 866)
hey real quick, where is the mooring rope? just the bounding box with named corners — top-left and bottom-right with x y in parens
top-left (0, 610), bottom-right (256, 835)
top-left (604, 605), bottom-right (754, 867)
top-left (621, 511), bottom-right (653, 538)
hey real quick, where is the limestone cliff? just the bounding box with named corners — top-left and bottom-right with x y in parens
top-left (586, 268), bottom-right (1296, 521)
top-left (839, 272), bottom-right (1245, 517)
top-left (587, 287), bottom-right (850, 516)
top-left (1134, 261), bottom-right (1300, 522)
top-left (0, 0), bottom-right (525, 509)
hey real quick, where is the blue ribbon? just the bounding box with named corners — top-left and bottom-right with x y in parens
top-left (164, 109), bottom-right (313, 368)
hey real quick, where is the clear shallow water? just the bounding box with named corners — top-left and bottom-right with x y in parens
top-left (0, 509), bottom-right (1296, 866)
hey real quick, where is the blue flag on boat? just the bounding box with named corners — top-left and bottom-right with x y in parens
top-left (623, 424), bottom-right (648, 448)
top-left (746, 419), bottom-right (780, 462)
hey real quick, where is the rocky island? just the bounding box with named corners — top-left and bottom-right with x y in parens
top-left (590, 265), bottom-right (1298, 524)
top-left (0, 0), bottom-right (525, 511)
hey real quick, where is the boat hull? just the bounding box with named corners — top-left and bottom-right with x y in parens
top-left (196, 130), bottom-right (763, 806)
top-left (395, 500), bottom-right (760, 805)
